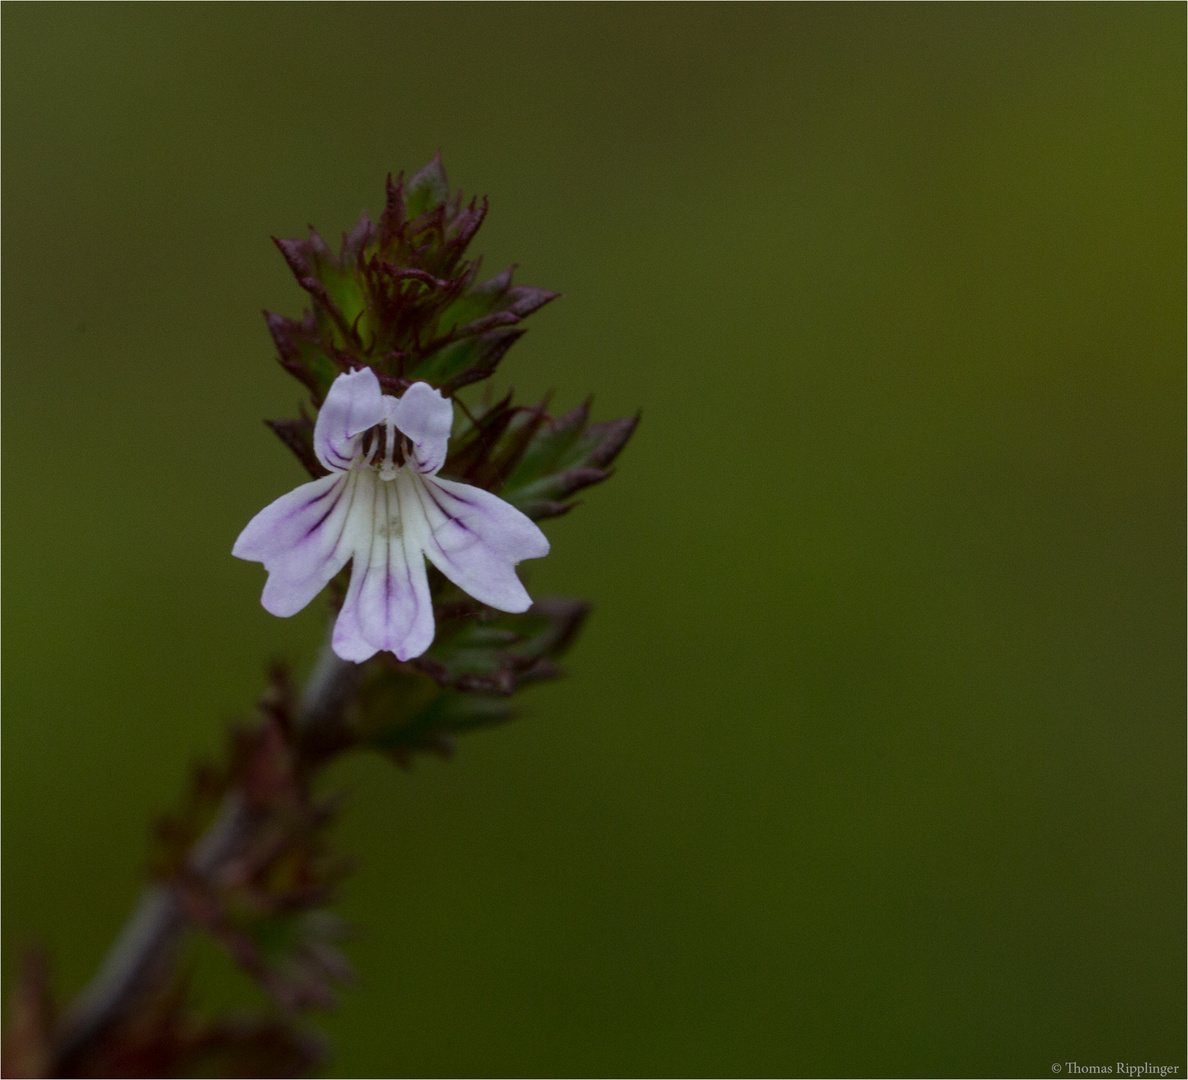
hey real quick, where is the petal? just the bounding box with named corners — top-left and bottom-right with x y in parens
top-left (314, 367), bottom-right (386, 472)
top-left (333, 475), bottom-right (436, 662)
top-left (406, 472), bottom-right (549, 613)
top-left (233, 472), bottom-right (362, 617)
top-left (392, 381), bottom-right (453, 474)
top-left (330, 471), bottom-right (380, 662)
top-left (331, 562), bottom-right (379, 663)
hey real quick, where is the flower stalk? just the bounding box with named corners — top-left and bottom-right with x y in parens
top-left (39, 643), bottom-right (356, 1078)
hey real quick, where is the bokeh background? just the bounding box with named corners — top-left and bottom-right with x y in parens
top-left (3, 5), bottom-right (1184, 1077)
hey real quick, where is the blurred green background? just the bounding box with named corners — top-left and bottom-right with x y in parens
top-left (3, 5), bottom-right (1183, 1077)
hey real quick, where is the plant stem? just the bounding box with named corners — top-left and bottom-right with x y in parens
top-left (48, 639), bottom-right (356, 1077)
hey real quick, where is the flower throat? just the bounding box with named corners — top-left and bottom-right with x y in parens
top-left (360, 421), bottom-right (409, 481)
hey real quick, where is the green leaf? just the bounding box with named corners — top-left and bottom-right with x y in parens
top-left (499, 404), bottom-right (640, 519)
top-left (353, 597), bottom-right (590, 765)
top-left (413, 327), bottom-right (524, 389)
top-left (405, 153), bottom-right (450, 218)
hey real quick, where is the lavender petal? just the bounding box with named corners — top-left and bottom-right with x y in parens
top-left (332, 474), bottom-right (435, 662)
top-left (408, 472), bottom-right (549, 613)
top-left (313, 367), bottom-right (386, 472)
top-left (233, 473), bottom-right (365, 617)
top-left (392, 381), bottom-right (453, 474)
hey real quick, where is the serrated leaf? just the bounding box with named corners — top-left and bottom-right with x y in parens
top-left (265, 311), bottom-right (342, 402)
top-left (440, 266), bottom-right (559, 334)
top-left (498, 405), bottom-right (640, 519)
top-left (368, 690), bottom-right (513, 765)
top-left (414, 327), bottom-right (524, 389)
top-left (352, 597), bottom-right (589, 765)
top-left (440, 392), bottom-right (519, 483)
top-left (503, 400), bottom-right (592, 483)
top-left (417, 597), bottom-right (589, 692)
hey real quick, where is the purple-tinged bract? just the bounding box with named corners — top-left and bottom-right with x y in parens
top-left (264, 156), bottom-right (637, 523)
top-left (266, 154), bottom-right (557, 404)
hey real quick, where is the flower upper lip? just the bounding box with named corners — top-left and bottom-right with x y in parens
top-left (233, 368), bottom-right (549, 663)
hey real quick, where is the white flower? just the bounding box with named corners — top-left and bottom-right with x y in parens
top-left (233, 368), bottom-right (549, 663)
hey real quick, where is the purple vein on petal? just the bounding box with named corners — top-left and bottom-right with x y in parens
top-left (384, 481), bottom-right (396, 632)
top-left (423, 483), bottom-right (475, 537)
top-left (295, 483), bottom-right (339, 514)
top-left (397, 475), bottom-right (424, 622)
top-left (408, 474), bottom-right (474, 579)
top-left (323, 469), bottom-right (364, 562)
top-left (291, 472), bottom-right (354, 562)
top-left (298, 481), bottom-right (348, 542)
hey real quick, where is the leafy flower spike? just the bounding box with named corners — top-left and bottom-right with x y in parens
top-left (233, 368), bottom-right (549, 663)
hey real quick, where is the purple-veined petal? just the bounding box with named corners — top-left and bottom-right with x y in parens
top-left (314, 367), bottom-right (386, 472)
top-left (233, 472), bottom-right (364, 617)
top-left (406, 471), bottom-right (549, 613)
top-left (332, 474), bottom-right (436, 662)
top-left (331, 561), bottom-right (379, 663)
top-left (392, 381), bottom-right (453, 474)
